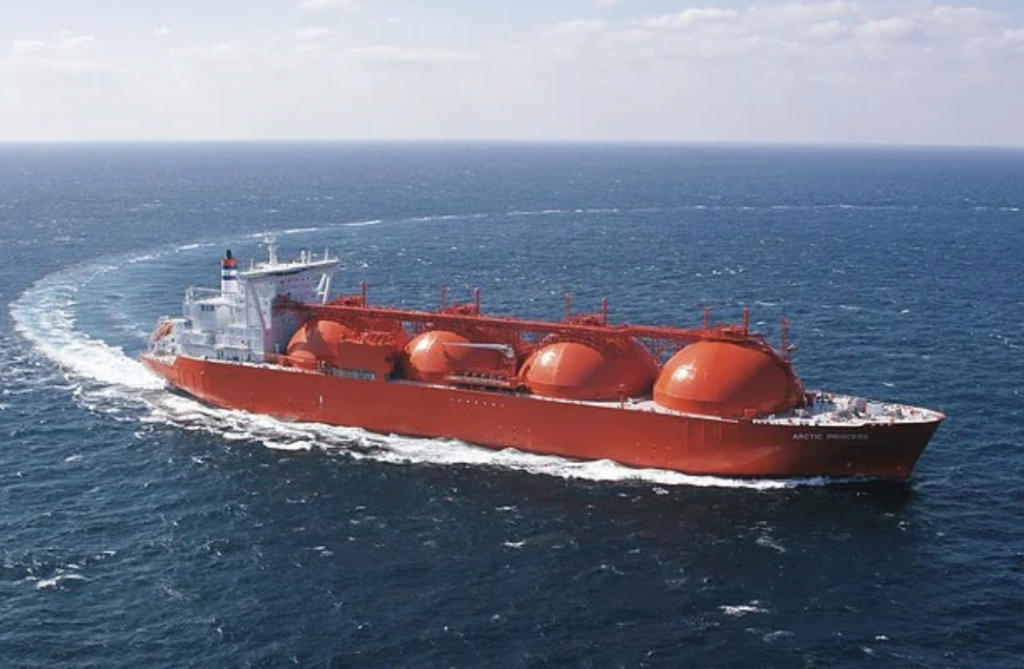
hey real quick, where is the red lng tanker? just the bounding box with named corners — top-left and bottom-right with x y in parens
top-left (141, 240), bottom-right (944, 480)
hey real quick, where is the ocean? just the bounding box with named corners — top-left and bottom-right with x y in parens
top-left (0, 142), bottom-right (1022, 668)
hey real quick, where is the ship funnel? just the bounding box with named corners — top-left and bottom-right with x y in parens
top-left (221, 249), bottom-right (239, 294)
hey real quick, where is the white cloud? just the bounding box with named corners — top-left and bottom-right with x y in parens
top-left (168, 43), bottom-right (250, 65)
top-left (543, 19), bottom-right (606, 38)
top-left (3, 1), bottom-right (1024, 144)
top-left (752, 1), bottom-right (859, 24)
top-left (11, 40), bottom-right (50, 55)
top-left (299, 0), bottom-right (363, 12)
top-left (643, 8), bottom-right (739, 30)
top-left (154, 26), bottom-right (173, 38)
top-left (599, 1), bottom-right (1024, 64)
top-left (294, 27), bottom-right (339, 41)
top-left (856, 16), bottom-right (918, 40)
top-left (6, 33), bottom-right (101, 74)
top-left (930, 5), bottom-right (992, 25)
top-left (13, 34), bottom-right (95, 55)
top-left (1003, 28), bottom-right (1024, 45)
top-left (347, 45), bottom-right (484, 68)
top-left (808, 19), bottom-right (846, 39)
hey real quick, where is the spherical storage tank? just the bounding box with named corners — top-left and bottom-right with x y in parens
top-left (401, 330), bottom-right (510, 383)
top-left (286, 319), bottom-right (355, 370)
top-left (520, 339), bottom-right (657, 401)
top-left (653, 341), bottom-right (803, 418)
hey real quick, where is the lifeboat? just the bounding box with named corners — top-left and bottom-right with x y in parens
top-left (401, 330), bottom-right (513, 384)
top-left (653, 340), bottom-right (804, 417)
top-left (520, 339), bottom-right (657, 401)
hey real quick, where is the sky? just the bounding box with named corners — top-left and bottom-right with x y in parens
top-left (2, 0), bottom-right (1024, 145)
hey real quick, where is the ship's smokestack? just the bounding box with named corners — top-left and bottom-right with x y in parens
top-left (221, 249), bottom-right (239, 295)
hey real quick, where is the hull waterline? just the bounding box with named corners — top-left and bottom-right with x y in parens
top-left (141, 353), bottom-right (941, 481)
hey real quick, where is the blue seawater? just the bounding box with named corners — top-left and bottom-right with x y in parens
top-left (1, 142), bottom-right (1022, 668)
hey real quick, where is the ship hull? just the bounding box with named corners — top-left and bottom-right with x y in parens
top-left (141, 354), bottom-right (940, 481)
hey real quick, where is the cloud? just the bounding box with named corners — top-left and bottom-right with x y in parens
top-left (855, 16), bottom-right (918, 40)
top-left (11, 40), bottom-right (52, 55)
top-left (347, 45), bottom-right (484, 68)
top-left (6, 33), bottom-right (101, 73)
top-left (4, 0), bottom-right (1024, 144)
top-left (584, 1), bottom-right (1024, 65)
top-left (13, 34), bottom-right (95, 55)
top-left (167, 43), bottom-right (250, 65)
top-left (1003, 28), bottom-right (1024, 45)
top-left (808, 19), bottom-right (846, 40)
top-left (522, 0), bottom-right (1024, 145)
top-left (751, 0), bottom-right (859, 24)
top-left (294, 27), bottom-right (339, 41)
top-left (543, 19), bottom-right (606, 38)
top-left (299, 0), bottom-right (363, 11)
top-left (643, 8), bottom-right (739, 30)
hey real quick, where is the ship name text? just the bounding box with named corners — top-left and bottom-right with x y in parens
top-left (792, 432), bottom-right (870, 441)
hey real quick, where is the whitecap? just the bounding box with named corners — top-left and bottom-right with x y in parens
top-left (277, 226), bottom-right (322, 235)
top-left (34, 573), bottom-right (88, 590)
top-left (756, 535), bottom-right (787, 553)
top-left (763, 630), bottom-right (794, 642)
top-left (720, 601), bottom-right (768, 617)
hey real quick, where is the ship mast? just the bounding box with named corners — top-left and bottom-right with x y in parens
top-left (264, 233), bottom-right (278, 266)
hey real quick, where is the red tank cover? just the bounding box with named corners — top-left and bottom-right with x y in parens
top-left (520, 340), bottom-right (657, 401)
top-left (401, 330), bottom-right (510, 383)
top-left (286, 319), bottom-right (404, 376)
top-left (654, 341), bottom-right (803, 418)
top-left (286, 319), bottom-right (355, 370)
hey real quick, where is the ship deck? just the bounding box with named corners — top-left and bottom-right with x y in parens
top-left (749, 394), bottom-right (944, 428)
top-left (149, 353), bottom-right (943, 429)
top-left (568, 394), bottom-right (941, 428)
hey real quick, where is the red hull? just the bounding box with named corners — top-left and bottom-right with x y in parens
top-left (142, 354), bottom-right (941, 480)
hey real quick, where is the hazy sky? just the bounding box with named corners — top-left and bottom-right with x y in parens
top-left (2, 0), bottom-right (1024, 145)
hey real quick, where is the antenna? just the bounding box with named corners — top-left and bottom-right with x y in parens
top-left (263, 233), bottom-right (278, 265)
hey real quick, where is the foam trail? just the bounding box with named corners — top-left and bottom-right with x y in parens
top-left (11, 259), bottom-right (163, 391)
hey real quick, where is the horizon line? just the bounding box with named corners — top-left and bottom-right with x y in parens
top-left (1, 138), bottom-right (1022, 151)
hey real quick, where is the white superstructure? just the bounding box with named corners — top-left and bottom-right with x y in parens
top-left (148, 237), bottom-right (340, 363)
